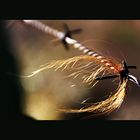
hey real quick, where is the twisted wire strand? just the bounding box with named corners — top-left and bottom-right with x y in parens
top-left (22, 20), bottom-right (128, 116)
top-left (23, 20), bottom-right (122, 74)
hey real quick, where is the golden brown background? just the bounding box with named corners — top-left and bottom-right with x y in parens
top-left (6, 20), bottom-right (140, 120)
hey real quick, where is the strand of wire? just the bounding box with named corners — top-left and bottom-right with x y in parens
top-left (22, 20), bottom-right (129, 116)
top-left (23, 20), bottom-right (122, 74)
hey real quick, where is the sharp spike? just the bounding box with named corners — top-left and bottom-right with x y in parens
top-left (62, 23), bottom-right (82, 51)
top-left (128, 74), bottom-right (140, 87)
top-left (95, 75), bottom-right (119, 80)
top-left (127, 66), bottom-right (137, 69)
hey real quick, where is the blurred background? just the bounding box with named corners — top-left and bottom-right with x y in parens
top-left (4, 20), bottom-right (140, 120)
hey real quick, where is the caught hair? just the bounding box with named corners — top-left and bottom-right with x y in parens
top-left (59, 80), bottom-right (127, 116)
top-left (25, 55), bottom-right (119, 86)
top-left (24, 55), bottom-right (127, 116)
top-left (22, 20), bottom-right (138, 117)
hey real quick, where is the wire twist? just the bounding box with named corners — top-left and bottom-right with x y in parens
top-left (23, 20), bottom-right (121, 74)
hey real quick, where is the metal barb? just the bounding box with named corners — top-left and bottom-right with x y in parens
top-left (128, 74), bottom-right (140, 87)
top-left (95, 75), bottom-right (119, 80)
top-left (120, 61), bottom-right (139, 86)
top-left (62, 24), bottom-right (82, 50)
top-left (96, 60), bottom-right (140, 87)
